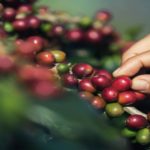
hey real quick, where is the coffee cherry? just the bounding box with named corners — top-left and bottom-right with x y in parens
top-left (126, 115), bottom-right (148, 130)
top-left (79, 16), bottom-right (92, 28)
top-left (136, 128), bottom-right (150, 145)
top-left (27, 16), bottom-right (41, 29)
top-left (62, 73), bottom-right (78, 88)
top-left (31, 81), bottom-right (61, 98)
top-left (121, 128), bottom-right (136, 138)
top-left (18, 66), bottom-right (54, 83)
top-left (72, 63), bottom-right (93, 78)
top-left (105, 103), bottom-right (124, 117)
top-left (96, 10), bottom-right (112, 22)
top-left (4, 22), bottom-right (14, 33)
top-left (79, 91), bottom-right (94, 101)
top-left (17, 4), bottom-right (33, 14)
top-left (0, 55), bottom-right (15, 73)
top-left (2, 7), bottom-right (16, 21)
top-left (51, 50), bottom-right (66, 63)
top-left (27, 36), bottom-right (44, 51)
top-left (118, 91), bottom-right (137, 105)
top-left (36, 51), bottom-right (55, 66)
top-left (79, 78), bottom-right (96, 93)
top-left (112, 76), bottom-right (132, 92)
top-left (94, 69), bottom-right (112, 80)
top-left (134, 92), bottom-right (146, 101)
top-left (102, 87), bottom-right (118, 102)
top-left (91, 75), bottom-right (111, 90)
top-left (66, 29), bottom-right (83, 42)
top-left (51, 25), bottom-right (65, 37)
top-left (13, 18), bottom-right (28, 31)
top-left (91, 96), bottom-right (106, 109)
top-left (16, 41), bottom-right (36, 57)
top-left (56, 63), bottom-right (69, 74)
top-left (85, 29), bottom-right (102, 44)
top-left (101, 25), bottom-right (114, 36)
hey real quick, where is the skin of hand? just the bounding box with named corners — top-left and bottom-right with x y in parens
top-left (113, 35), bottom-right (150, 94)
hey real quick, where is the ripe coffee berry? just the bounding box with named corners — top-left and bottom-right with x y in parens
top-left (27, 16), bottom-right (41, 29)
top-left (36, 51), bottom-right (55, 66)
top-left (91, 75), bottom-right (111, 90)
top-left (112, 76), bottom-right (132, 92)
top-left (134, 92), bottom-right (146, 101)
top-left (72, 63), bottom-right (93, 78)
top-left (79, 91), bottom-right (94, 101)
top-left (91, 96), bottom-right (106, 109)
top-left (102, 87), bottom-right (118, 102)
top-left (27, 36), bottom-right (44, 51)
top-left (126, 115), bottom-right (148, 130)
top-left (94, 69), bottom-right (112, 80)
top-left (118, 91), bottom-right (137, 105)
top-left (66, 29), bottom-right (83, 42)
top-left (13, 18), bottom-right (29, 31)
top-left (79, 78), bottom-right (96, 93)
top-left (2, 7), bottom-right (16, 21)
top-left (85, 29), bottom-right (102, 43)
top-left (96, 10), bottom-right (112, 22)
top-left (62, 73), bottom-right (78, 88)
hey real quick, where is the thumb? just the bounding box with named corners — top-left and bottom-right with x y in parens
top-left (132, 75), bottom-right (150, 94)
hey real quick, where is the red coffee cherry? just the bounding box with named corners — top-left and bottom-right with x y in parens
top-left (112, 76), bottom-right (132, 92)
top-left (94, 69), bottom-right (112, 80)
top-left (66, 29), bottom-right (83, 42)
top-left (27, 16), bottom-right (41, 29)
top-left (79, 78), bottom-right (96, 93)
top-left (36, 51), bottom-right (55, 66)
top-left (72, 63), bottom-right (93, 78)
top-left (118, 91), bottom-right (137, 105)
top-left (102, 87), bottom-right (118, 102)
top-left (95, 10), bottom-right (112, 22)
top-left (62, 73), bottom-right (78, 88)
top-left (91, 75), bottom-right (111, 90)
top-left (13, 18), bottom-right (29, 31)
top-left (2, 7), bottom-right (16, 21)
top-left (79, 91), bottom-right (94, 101)
top-left (17, 4), bottom-right (33, 14)
top-left (27, 36), bottom-right (44, 51)
top-left (51, 25), bottom-right (65, 37)
top-left (85, 29), bottom-right (102, 44)
top-left (126, 115), bottom-right (148, 130)
top-left (91, 96), bottom-right (106, 109)
top-left (134, 92), bottom-right (146, 101)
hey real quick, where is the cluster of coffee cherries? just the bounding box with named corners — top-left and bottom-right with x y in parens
top-left (0, 0), bottom-right (149, 146)
top-left (0, 0), bottom-right (134, 69)
top-left (57, 62), bottom-right (150, 145)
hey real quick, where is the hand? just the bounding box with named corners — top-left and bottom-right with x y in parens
top-left (113, 35), bottom-right (150, 94)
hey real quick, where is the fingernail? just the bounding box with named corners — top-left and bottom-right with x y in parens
top-left (132, 79), bottom-right (149, 92)
top-left (113, 67), bottom-right (121, 76)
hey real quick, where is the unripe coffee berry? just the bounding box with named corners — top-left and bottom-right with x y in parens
top-left (51, 50), bottom-right (66, 63)
top-left (91, 96), bottom-right (106, 109)
top-left (105, 103), bottom-right (124, 117)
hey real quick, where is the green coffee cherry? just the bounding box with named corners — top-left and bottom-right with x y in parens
top-left (79, 16), bottom-right (92, 28)
top-left (57, 63), bottom-right (70, 74)
top-left (136, 128), bottom-right (150, 145)
top-left (4, 22), bottom-right (14, 32)
top-left (40, 22), bottom-right (52, 32)
top-left (105, 103), bottom-right (124, 117)
top-left (122, 128), bottom-right (136, 138)
top-left (51, 50), bottom-right (66, 63)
